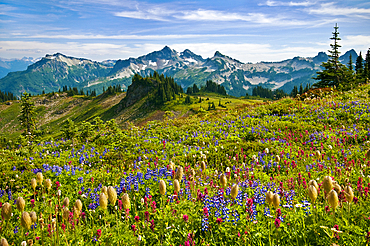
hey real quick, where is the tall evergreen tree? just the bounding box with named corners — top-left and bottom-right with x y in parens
top-left (330, 23), bottom-right (341, 72)
top-left (348, 54), bottom-right (353, 71)
top-left (313, 24), bottom-right (353, 88)
top-left (193, 84), bottom-right (199, 93)
top-left (355, 52), bottom-right (363, 75)
top-left (290, 86), bottom-right (298, 97)
top-left (364, 49), bottom-right (370, 80)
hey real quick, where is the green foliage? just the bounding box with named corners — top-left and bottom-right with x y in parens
top-left (1, 83), bottom-right (370, 245)
top-left (0, 90), bottom-right (17, 102)
top-left (19, 92), bottom-right (36, 138)
top-left (314, 24), bottom-right (355, 89)
top-left (126, 72), bottom-right (183, 106)
top-left (252, 86), bottom-right (287, 100)
top-left (79, 121), bottom-right (93, 142)
top-left (187, 80), bottom-right (227, 96)
top-left (184, 94), bottom-right (192, 104)
top-left (62, 119), bottom-right (77, 140)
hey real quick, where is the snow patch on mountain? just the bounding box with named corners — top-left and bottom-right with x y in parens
top-left (149, 60), bottom-right (157, 66)
top-left (185, 58), bottom-right (198, 64)
top-left (245, 76), bottom-right (269, 85)
top-left (109, 69), bottom-right (134, 80)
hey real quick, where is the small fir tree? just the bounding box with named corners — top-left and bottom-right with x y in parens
top-left (19, 92), bottom-right (36, 142)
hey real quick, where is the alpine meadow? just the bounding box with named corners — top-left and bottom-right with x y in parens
top-left (1, 0), bottom-right (370, 245)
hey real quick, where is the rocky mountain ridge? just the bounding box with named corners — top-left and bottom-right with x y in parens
top-left (0, 47), bottom-right (358, 97)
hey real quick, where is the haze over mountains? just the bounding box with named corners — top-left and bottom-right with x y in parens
top-left (0, 46), bottom-right (358, 97)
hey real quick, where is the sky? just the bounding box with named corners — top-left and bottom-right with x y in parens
top-left (0, 0), bottom-right (369, 63)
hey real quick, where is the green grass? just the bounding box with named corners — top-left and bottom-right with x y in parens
top-left (0, 91), bottom-right (262, 142)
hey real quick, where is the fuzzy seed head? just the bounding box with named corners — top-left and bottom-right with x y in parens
top-left (62, 207), bottom-right (69, 220)
top-left (315, 150), bottom-right (321, 160)
top-left (36, 172), bottom-right (43, 185)
top-left (308, 180), bottom-right (319, 191)
top-left (0, 238), bottom-right (9, 246)
top-left (201, 161), bottom-right (206, 171)
top-left (102, 186), bottom-right (108, 197)
top-left (1, 203), bottom-right (12, 221)
top-left (21, 211), bottom-right (32, 230)
top-left (122, 193), bottom-right (130, 210)
top-left (44, 179), bottom-right (52, 190)
top-left (173, 179), bottom-right (180, 194)
top-left (63, 197), bottom-right (70, 207)
top-left (189, 168), bottom-right (196, 181)
top-left (16, 197), bottom-right (26, 212)
top-left (220, 174), bottom-right (227, 188)
top-left (73, 206), bottom-right (80, 218)
top-left (31, 178), bottom-right (37, 190)
top-left (169, 161), bottom-right (175, 170)
top-left (333, 182), bottom-right (342, 194)
top-left (344, 186), bottom-right (354, 203)
top-left (99, 193), bottom-right (108, 210)
top-left (265, 191), bottom-right (274, 206)
top-left (107, 186), bottom-right (117, 205)
top-left (272, 194), bottom-right (280, 209)
top-left (323, 176), bottom-right (333, 194)
top-left (327, 190), bottom-right (339, 210)
top-left (159, 180), bottom-right (166, 196)
top-left (75, 199), bottom-right (82, 212)
top-left (230, 184), bottom-right (239, 200)
top-left (275, 155), bottom-right (280, 163)
top-left (308, 185), bottom-right (318, 203)
top-left (175, 166), bottom-right (184, 181)
top-left (29, 211), bottom-right (37, 223)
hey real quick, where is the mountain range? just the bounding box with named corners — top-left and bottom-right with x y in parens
top-left (0, 46), bottom-right (358, 97)
top-left (0, 57), bottom-right (40, 79)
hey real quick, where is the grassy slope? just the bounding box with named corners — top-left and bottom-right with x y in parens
top-left (0, 91), bottom-right (260, 141)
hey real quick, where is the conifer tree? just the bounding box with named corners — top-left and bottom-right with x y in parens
top-left (365, 49), bottom-right (370, 80)
top-left (348, 54), bottom-right (353, 71)
top-left (313, 24), bottom-right (353, 88)
top-left (290, 86), bottom-right (298, 97)
top-left (355, 52), bottom-right (363, 75)
top-left (19, 92), bottom-right (36, 142)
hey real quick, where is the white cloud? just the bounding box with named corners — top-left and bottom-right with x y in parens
top-left (264, 1), bottom-right (315, 7)
top-left (342, 35), bottom-right (370, 52)
top-left (28, 33), bottom-right (256, 40)
top-left (114, 10), bottom-right (168, 21)
top-left (309, 2), bottom-right (370, 18)
top-left (0, 41), bottom-right (133, 60)
top-left (176, 9), bottom-right (308, 26)
top-left (114, 5), bottom-right (309, 26)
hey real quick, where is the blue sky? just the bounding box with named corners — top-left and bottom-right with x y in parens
top-left (1, 0), bottom-right (369, 63)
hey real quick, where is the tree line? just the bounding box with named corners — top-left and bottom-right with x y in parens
top-left (129, 72), bottom-right (183, 105)
top-left (186, 80), bottom-right (227, 96)
top-left (0, 90), bottom-right (17, 102)
top-left (248, 86), bottom-right (288, 100)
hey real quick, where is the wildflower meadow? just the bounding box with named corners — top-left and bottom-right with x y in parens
top-left (1, 85), bottom-right (370, 245)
